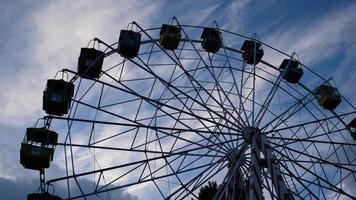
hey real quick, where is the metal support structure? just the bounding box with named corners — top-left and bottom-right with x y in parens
top-left (248, 131), bottom-right (263, 200)
top-left (214, 145), bottom-right (248, 200)
top-left (260, 135), bottom-right (294, 200)
top-left (40, 169), bottom-right (46, 193)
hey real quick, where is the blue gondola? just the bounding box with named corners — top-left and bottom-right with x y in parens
top-left (279, 59), bottom-right (304, 83)
top-left (240, 40), bottom-right (264, 64)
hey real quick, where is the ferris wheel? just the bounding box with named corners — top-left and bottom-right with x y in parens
top-left (20, 17), bottom-right (356, 200)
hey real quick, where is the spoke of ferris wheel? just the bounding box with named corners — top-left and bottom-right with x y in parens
top-left (288, 175), bottom-right (330, 199)
top-left (264, 135), bottom-right (305, 198)
top-left (139, 142), bottom-right (225, 186)
top-left (136, 125), bottom-right (233, 156)
top-left (66, 70), bottom-right (236, 153)
top-left (270, 137), bottom-right (330, 199)
top-left (275, 141), bottom-right (354, 191)
top-left (134, 57), bottom-right (237, 152)
top-left (143, 149), bottom-right (214, 186)
top-left (103, 70), bottom-right (234, 153)
top-left (239, 62), bottom-right (252, 127)
top-left (227, 63), bottom-right (311, 127)
top-left (117, 61), bottom-right (235, 152)
top-left (131, 22), bottom-right (243, 131)
top-left (147, 51), bottom-right (239, 150)
top-left (277, 158), bottom-right (356, 168)
top-left (60, 150), bottom-right (229, 200)
top-left (251, 36), bottom-right (258, 126)
top-left (214, 25), bottom-right (251, 130)
top-left (278, 134), bottom-right (356, 190)
top-left (269, 112), bottom-right (346, 155)
top-left (269, 135), bottom-right (356, 148)
top-left (70, 97), bottom-right (222, 148)
top-left (50, 145), bottom-right (225, 186)
top-left (205, 53), bottom-right (239, 145)
top-left (222, 65), bottom-right (304, 130)
top-left (172, 19), bottom-right (246, 129)
top-left (270, 124), bottom-right (353, 182)
top-left (276, 163), bottom-right (321, 199)
top-left (166, 152), bottom-right (227, 199)
top-left (140, 39), bottom-right (221, 153)
top-left (331, 110), bottom-right (356, 135)
top-left (219, 42), bottom-right (250, 129)
top-left (154, 66), bottom-right (216, 152)
top-left (57, 141), bottom-right (229, 159)
top-left (171, 51), bottom-right (244, 131)
top-left (263, 97), bottom-right (355, 171)
top-left (271, 141), bottom-right (356, 174)
top-left (274, 149), bottom-right (355, 199)
top-left (268, 106), bottom-right (356, 170)
top-left (253, 61), bottom-right (333, 132)
top-left (240, 63), bottom-right (263, 126)
top-left (261, 77), bottom-right (353, 142)
top-left (188, 155), bottom-right (227, 191)
top-left (138, 38), bottom-right (235, 130)
top-left (264, 80), bottom-right (354, 139)
top-left (260, 90), bottom-right (316, 132)
top-left (59, 137), bottom-right (236, 189)
top-left (178, 138), bottom-right (227, 172)
top-left (269, 126), bottom-right (356, 154)
top-left (116, 57), bottom-right (236, 133)
top-left (73, 97), bottom-right (233, 155)
top-left (264, 110), bottom-right (356, 135)
top-left (253, 54), bottom-right (296, 128)
top-left (150, 115), bottom-right (198, 197)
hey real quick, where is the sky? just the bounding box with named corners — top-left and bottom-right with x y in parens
top-left (0, 0), bottom-right (355, 199)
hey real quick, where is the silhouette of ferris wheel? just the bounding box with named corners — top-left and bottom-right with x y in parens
top-left (21, 17), bottom-right (356, 200)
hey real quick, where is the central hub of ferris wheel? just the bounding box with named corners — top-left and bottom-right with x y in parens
top-left (242, 127), bottom-right (261, 144)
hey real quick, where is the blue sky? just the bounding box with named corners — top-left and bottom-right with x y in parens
top-left (0, 0), bottom-right (355, 199)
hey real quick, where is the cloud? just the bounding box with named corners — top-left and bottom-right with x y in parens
top-left (264, 2), bottom-right (356, 66)
top-left (0, 178), bottom-right (38, 200)
top-left (0, 0), bottom-right (164, 126)
top-left (0, 177), bottom-right (138, 200)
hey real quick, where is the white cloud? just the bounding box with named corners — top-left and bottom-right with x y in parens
top-left (265, 3), bottom-right (356, 66)
top-left (0, 0), bottom-right (163, 126)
